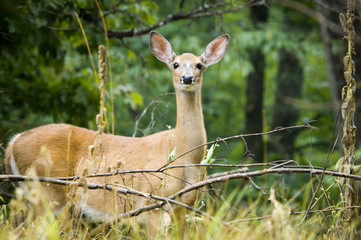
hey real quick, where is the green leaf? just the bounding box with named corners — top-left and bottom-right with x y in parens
top-left (201, 144), bottom-right (216, 164)
top-left (130, 91), bottom-right (143, 108)
top-left (127, 50), bottom-right (137, 61)
top-left (334, 157), bottom-right (343, 170)
top-left (354, 165), bottom-right (361, 173)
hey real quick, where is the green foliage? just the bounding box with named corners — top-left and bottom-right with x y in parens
top-left (0, 0), bottom-right (352, 238)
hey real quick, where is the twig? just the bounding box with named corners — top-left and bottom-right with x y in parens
top-left (14, 160), bottom-right (312, 181)
top-left (114, 167), bottom-right (361, 219)
top-left (132, 92), bottom-right (174, 137)
top-left (159, 122), bottom-right (317, 169)
top-left (301, 119), bottom-right (341, 223)
top-left (42, 162), bottom-right (326, 183)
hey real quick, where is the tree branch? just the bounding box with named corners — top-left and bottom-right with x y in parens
top-left (104, 0), bottom-right (264, 39)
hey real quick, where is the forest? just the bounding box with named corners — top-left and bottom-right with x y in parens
top-left (0, 0), bottom-right (361, 239)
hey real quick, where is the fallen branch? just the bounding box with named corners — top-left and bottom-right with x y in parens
top-left (1, 166), bottom-right (361, 217)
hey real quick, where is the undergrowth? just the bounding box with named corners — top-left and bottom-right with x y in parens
top-left (0, 176), bottom-right (347, 240)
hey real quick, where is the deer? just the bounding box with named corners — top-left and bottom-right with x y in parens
top-left (5, 31), bottom-right (229, 238)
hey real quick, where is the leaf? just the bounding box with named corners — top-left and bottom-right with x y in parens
top-left (335, 157), bottom-right (343, 170)
top-left (354, 165), bottom-right (361, 173)
top-left (167, 147), bottom-right (177, 162)
top-left (201, 144), bottom-right (216, 164)
top-left (130, 91), bottom-right (143, 108)
top-left (127, 50), bottom-right (137, 61)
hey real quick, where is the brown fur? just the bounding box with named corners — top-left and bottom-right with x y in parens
top-left (5, 32), bottom-right (229, 238)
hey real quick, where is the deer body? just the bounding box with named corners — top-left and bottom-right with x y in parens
top-left (5, 32), bottom-right (229, 238)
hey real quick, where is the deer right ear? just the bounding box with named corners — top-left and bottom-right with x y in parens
top-left (150, 32), bottom-right (176, 65)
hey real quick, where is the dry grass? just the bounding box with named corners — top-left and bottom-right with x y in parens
top-left (0, 175), bottom-right (336, 240)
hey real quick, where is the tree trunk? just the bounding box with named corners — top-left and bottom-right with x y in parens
top-left (271, 48), bottom-right (303, 158)
top-left (245, 4), bottom-right (269, 162)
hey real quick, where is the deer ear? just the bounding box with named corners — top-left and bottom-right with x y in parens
top-left (200, 34), bottom-right (229, 66)
top-left (150, 31), bottom-right (176, 65)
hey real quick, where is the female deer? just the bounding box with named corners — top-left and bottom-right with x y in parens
top-left (5, 31), bottom-right (229, 238)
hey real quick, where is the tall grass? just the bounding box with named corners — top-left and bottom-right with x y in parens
top-left (0, 174), bottom-right (342, 239)
top-left (1, 133), bottom-right (358, 239)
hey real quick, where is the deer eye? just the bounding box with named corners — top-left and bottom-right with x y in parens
top-left (173, 63), bottom-right (179, 69)
top-left (196, 63), bottom-right (203, 70)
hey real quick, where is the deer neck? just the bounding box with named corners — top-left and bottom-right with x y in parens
top-left (173, 86), bottom-right (207, 164)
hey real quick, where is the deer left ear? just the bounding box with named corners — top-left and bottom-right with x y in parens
top-left (200, 34), bottom-right (230, 67)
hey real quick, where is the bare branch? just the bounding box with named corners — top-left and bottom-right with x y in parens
top-left (2, 167), bottom-right (361, 214)
top-left (159, 122), bottom-right (317, 169)
top-left (113, 167), bottom-right (361, 219)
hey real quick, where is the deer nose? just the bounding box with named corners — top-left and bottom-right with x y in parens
top-left (180, 74), bottom-right (195, 85)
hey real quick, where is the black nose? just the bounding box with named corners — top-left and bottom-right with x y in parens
top-left (180, 75), bottom-right (195, 84)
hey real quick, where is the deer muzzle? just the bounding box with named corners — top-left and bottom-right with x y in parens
top-left (180, 74), bottom-right (195, 85)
